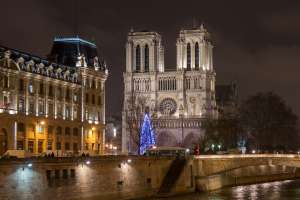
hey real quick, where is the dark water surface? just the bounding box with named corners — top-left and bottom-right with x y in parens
top-left (149, 179), bottom-right (300, 200)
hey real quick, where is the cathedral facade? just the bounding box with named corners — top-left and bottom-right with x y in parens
top-left (122, 25), bottom-right (217, 153)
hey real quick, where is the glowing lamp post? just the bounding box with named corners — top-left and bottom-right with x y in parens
top-left (211, 144), bottom-right (215, 152)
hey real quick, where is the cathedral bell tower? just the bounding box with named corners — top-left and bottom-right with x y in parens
top-left (176, 24), bottom-right (213, 71)
top-left (126, 30), bottom-right (164, 73)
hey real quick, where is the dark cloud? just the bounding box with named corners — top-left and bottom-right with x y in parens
top-left (1, 0), bottom-right (300, 118)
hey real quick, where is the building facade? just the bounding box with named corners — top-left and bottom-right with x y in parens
top-left (105, 116), bottom-right (122, 155)
top-left (122, 25), bottom-right (217, 153)
top-left (0, 37), bottom-right (108, 156)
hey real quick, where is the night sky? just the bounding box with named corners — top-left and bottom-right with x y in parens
top-left (1, 0), bottom-right (300, 118)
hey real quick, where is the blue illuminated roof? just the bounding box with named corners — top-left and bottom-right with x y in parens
top-left (54, 36), bottom-right (97, 48)
top-left (49, 36), bottom-right (105, 68)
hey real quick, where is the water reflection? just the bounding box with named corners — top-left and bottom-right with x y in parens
top-left (148, 180), bottom-right (300, 200)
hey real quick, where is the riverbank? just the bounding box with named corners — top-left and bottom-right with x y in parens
top-left (143, 179), bottom-right (300, 200)
top-left (0, 155), bottom-right (299, 199)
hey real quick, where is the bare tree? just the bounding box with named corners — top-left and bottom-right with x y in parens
top-left (125, 93), bottom-right (147, 154)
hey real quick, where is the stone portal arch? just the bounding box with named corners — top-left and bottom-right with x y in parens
top-left (157, 131), bottom-right (177, 147)
top-left (0, 128), bottom-right (8, 155)
top-left (182, 132), bottom-right (199, 148)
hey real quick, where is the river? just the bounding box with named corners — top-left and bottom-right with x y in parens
top-left (150, 179), bottom-right (300, 200)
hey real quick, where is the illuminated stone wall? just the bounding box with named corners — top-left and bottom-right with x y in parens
top-left (122, 26), bottom-right (217, 153)
top-left (0, 157), bottom-right (195, 200)
top-left (0, 156), bottom-right (299, 199)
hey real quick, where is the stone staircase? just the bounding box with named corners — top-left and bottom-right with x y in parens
top-left (157, 158), bottom-right (187, 196)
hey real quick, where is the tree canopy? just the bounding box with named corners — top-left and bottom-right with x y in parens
top-left (201, 92), bottom-right (299, 153)
top-left (240, 92), bottom-right (299, 151)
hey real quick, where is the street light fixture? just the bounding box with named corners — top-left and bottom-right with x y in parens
top-left (113, 127), bottom-right (116, 137)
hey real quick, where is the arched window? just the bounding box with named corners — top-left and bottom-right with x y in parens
top-left (144, 44), bottom-right (149, 72)
top-left (195, 42), bottom-right (199, 69)
top-left (136, 45), bottom-right (141, 72)
top-left (187, 43), bottom-right (191, 70)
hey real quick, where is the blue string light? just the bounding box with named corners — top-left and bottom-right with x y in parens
top-left (139, 113), bottom-right (156, 155)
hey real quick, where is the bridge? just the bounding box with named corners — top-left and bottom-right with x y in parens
top-left (194, 154), bottom-right (300, 175)
top-left (190, 154), bottom-right (300, 191)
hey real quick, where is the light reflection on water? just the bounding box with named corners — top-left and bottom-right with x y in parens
top-left (148, 179), bottom-right (300, 200)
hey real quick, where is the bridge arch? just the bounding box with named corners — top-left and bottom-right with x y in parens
top-left (182, 132), bottom-right (199, 148)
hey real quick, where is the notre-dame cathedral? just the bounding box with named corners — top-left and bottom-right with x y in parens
top-left (122, 24), bottom-right (217, 153)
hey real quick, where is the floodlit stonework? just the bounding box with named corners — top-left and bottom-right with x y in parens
top-left (122, 25), bottom-right (217, 153)
top-left (0, 37), bottom-right (108, 156)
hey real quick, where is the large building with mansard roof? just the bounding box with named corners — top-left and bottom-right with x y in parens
top-left (0, 37), bottom-right (108, 156)
top-left (122, 25), bottom-right (217, 153)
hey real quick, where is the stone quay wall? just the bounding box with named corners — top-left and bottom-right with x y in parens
top-left (0, 156), bottom-right (195, 200)
top-left (0, 155), bottom-right (300, 200)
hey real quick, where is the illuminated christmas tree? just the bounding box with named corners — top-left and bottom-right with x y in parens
top-left (139, 112), bottom-right (156, 155)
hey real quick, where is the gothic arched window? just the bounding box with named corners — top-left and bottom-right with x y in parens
top-left (136, 45), bottom-right (141, 72)
top-left (195, 42), bottom-right (199, 69)
top-left (187, 43), bottom-right (191, 70)
top-left (144, 44), bottom-right (149, 72)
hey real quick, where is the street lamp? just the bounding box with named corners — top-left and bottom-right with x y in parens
top-left (113, 127), bottom-right (117, 137)
top-left (211, 144), bottom-right (215, 151)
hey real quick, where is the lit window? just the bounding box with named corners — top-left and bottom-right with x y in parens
top-left (56, 142), bottom-right (61, 150)
top-left (47, 141), bottom-right (52, 150)
top-left (39, 101), bottom-right (44, 115)
top-left (19, 97), bottom-right (25, 113)
top-left (73, 107), bottom-right (78, 120)
top-left (65, 106), bottom-right (70, 119)
top-left (28, 82), bottom-right (34, 94)
top-left (73, 93), bottom-right (78, 102)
